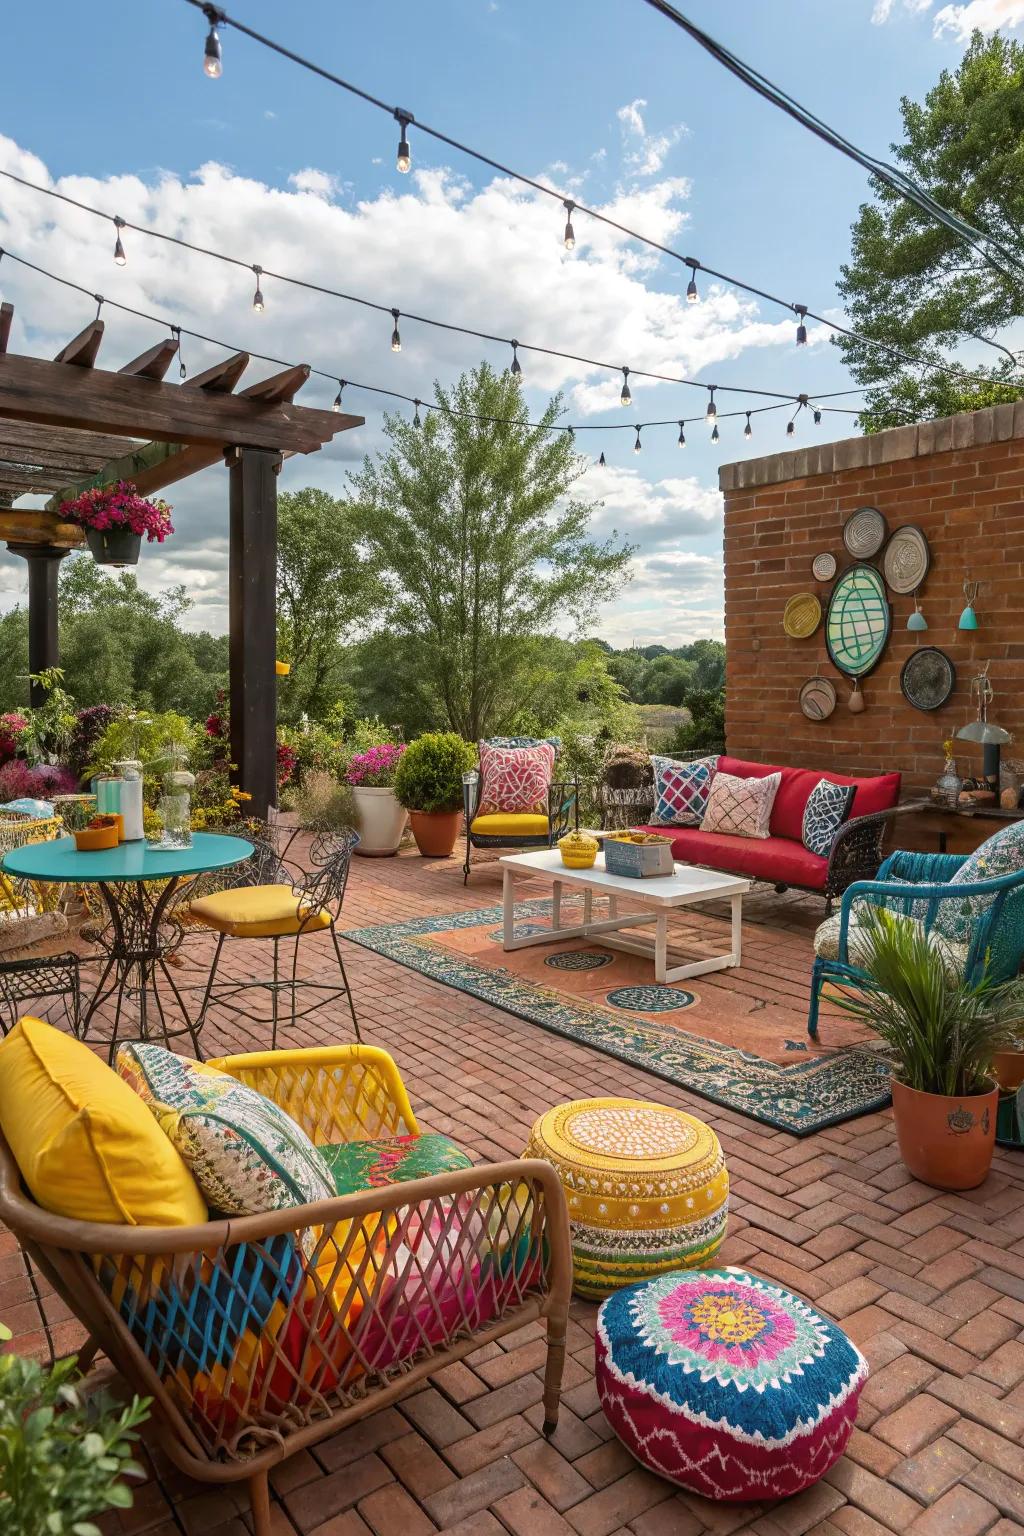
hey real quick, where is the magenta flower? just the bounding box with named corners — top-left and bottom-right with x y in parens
top-left (345, 743), bottom-right (406, 788)
top-left (59, 480), bottom-right (174, 543)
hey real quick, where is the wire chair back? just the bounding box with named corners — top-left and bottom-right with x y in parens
top-left (298, 833), bottom-right (357, 923)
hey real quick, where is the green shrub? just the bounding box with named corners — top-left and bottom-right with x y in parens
top-left (292, 769), bottom-right (357, 831)
top-left (394, 732), bottom-right (476, 813)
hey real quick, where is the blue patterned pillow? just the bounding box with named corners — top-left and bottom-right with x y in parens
top-left (650, 755), bottom-right (718, 827)
top-left (802, 779), bottom-right (855, 858)
top-left (933, 820), bottom-right (1024, 943)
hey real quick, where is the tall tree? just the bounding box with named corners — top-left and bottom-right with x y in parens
top-left (348, 364), bottom-right (634, 740)
top-left (836, 32), bottom-right (1024, 431)
top-left (275, 487), bottom-right (380, 723)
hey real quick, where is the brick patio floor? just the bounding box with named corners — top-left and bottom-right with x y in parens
top-left (4, 845), bottom-right (1024, 1536)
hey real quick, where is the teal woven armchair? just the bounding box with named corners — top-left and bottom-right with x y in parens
top-left (808, 849), bottom-right (1024, 1040)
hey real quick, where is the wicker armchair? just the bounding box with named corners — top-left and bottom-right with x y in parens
top-left (0, 1043), bottom-right (573, 1536)
top-left (808, 848), bottom-right (1024, 1039)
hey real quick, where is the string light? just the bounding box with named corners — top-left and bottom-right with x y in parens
top-left (332, 379), bottom-right (346, 411)
top-left (509, 340), bottom-right (522, 381)
top-left (786, 415), bottom-right (796, 436)
top-left (563, 200), bottom-right (576, 251)
top-left (795, 304), bottom-right (808, 347)
top-left (677, 421), bottom-right (686, 447)
top-left (813, 407), bottom-right (822, 425)
top-left (390, 307), bottom-right (401, 352)
top-left (705, 386), bottom-right (717, 421)
top-left (598, 451), bottom-right (606, 466)
top-left (413, 398), bottom-right (422, 427)
top-left (171, 324), bottom-right (186, 378)
top-left (711, 422), bottom-right (720, 443)
top-left (744, 411), bottom-right (752, 439)
top-left (620, 367), bottom-right (632, 407)
top-left (395, 111), bottom-right (412, 173)
top-left (112, 217), bottom-right (126, 266)
top-left (251, 264), bottom-right (264, 312)
top-left (202, 4), bottom-right (223, 77)
top-left (686, 259), bottom-right (699, 303)
top-left (634, 425), bottom-right (642, 454)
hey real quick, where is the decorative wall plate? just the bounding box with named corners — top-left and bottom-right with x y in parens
top-left (783, 592), bottom-right (822, 639)
top-left (900, 647), bottom-right (956, 712)
top-left (811, 552), bottom-right (837, 582)
top-left (882, 525), bottom-right (930, 595)
top-left (825, 563), bottom-right (891, 679)
top-left (843, 506), bottom-right (887, 559)
top-left (799, 677), bottom-right (837, 721)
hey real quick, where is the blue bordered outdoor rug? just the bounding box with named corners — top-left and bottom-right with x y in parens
top-left (343, 898), bottom-right (891, 1136)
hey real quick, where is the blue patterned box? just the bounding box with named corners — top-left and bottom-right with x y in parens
top-left (604, 835), bottom-right (675, 879)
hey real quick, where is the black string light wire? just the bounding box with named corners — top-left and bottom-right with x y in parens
top-left (174, 0), bottom-right (1024, 390)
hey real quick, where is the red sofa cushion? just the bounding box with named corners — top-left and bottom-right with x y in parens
top-left (716, 756), bottom-right (901, 842)
top-left (634, 826), bottom-right (829, 890)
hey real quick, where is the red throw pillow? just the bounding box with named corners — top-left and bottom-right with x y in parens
top-left (478, 741), bottom-right (555, 815)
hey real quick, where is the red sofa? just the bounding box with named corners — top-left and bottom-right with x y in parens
top-left (636, 754), bottom-right (910, 906)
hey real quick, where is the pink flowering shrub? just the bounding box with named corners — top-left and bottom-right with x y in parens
top-left (344, 743), bottom-right (406, 789)
top-left (59, 480), bottom-right (174, 543)
top-left (0, 759), bottom-right (77, 802)
top-left (0, 713), bottom-right (28, 765)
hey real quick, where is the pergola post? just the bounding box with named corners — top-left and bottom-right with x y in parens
top-left (227, 446), bottom-right (281, 820)
top-left (7, 542), bottom-right (68, 706)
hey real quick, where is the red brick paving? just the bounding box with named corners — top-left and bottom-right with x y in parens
top-left (2, 844), bottom-right (1023, 1535)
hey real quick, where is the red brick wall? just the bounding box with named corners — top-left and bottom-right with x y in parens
top-left (721, 411), bottom-right (1024, 797)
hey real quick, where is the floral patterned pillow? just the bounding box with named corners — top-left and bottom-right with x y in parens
top-left (701, 770), bottom-right (781, 840)
top-left (932, 820), bottom-right (1024, 943)
top-left (477, 740), bottom-right (555, 815)
top-left (117, 1043), bottom-right (334, 1217)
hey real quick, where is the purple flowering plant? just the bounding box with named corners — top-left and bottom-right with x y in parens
top-left (59, 480), bottom-right (174, 543)
top-left (344, 743), bottom-right (406, 788)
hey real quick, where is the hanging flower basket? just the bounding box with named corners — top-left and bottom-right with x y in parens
top-left (58, 481), bottom-right (174, 568)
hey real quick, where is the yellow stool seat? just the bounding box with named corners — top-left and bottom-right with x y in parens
top-left (470, 813), bottom-right (549, 838)
top-left (184, 884), bottom-right (332, 939)
top-left (524, 1097), bottom-right (728, 1300)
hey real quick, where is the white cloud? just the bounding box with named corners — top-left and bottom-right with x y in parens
top-left (933, 0), bottom-right (1024, 36)
top-left (616, 98), bottom-right (687, 178)
top-left (871, 0), bottom-right (897, 23)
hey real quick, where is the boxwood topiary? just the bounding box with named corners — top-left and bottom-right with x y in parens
top-left (394, 732), bottom-right (476, 814)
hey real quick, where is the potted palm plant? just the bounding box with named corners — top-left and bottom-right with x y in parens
top-left (833, 909), bottom-right (1024, 1190)
top-left (394, 732), bottom-right (477, 857)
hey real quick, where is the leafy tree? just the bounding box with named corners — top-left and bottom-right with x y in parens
top-left (275, 487), bottom-right (380, 724)
top-left (836, 32), bottom-right (1024, 430)
top-left (348, 363), bottom-right (634, 740)
top-left (639, 655), bottom-right (694, 707)
top-left (684, 638), bottom-right (726, 692)
top-left (667, 686), bottom-right (726, 757)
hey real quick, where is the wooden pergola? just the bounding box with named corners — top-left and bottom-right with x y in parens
top-left (0, 303), bottom-right (362, 818)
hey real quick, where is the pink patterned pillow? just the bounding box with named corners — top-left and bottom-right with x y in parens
top-left (701, 770), bottom-right (781, 840)
top-left (478, 740), bottom-right (555, 815)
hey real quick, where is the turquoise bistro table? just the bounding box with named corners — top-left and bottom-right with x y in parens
top-left (1, 833), bottom-right (253, 1060)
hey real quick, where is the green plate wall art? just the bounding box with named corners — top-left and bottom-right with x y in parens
top-left (825, 563), bottom-right (891, 680)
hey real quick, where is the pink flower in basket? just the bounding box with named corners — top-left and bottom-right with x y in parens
top-left (59, 480), bottom-right (174, 543)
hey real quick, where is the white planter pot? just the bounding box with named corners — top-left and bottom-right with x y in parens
top-left (351, 785), bottom-right (407, 857)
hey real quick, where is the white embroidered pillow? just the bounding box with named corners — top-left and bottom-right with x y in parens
top-left (701, 771), bottom-right (781, 840)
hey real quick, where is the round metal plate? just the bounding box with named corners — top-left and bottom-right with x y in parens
top-left (900, 647), bottom-right (956, 712)
top-left (812, 551), bottom-right (837, 582)
top-left (784, 592), bottom-right (822, 639)
top-left (826, 563), bottom-right (891, 679)
top-left (843, 506), bottom-right (888, 559)
top-left (882, 524), bottom-right (931, 595)
top-left (799, 676), bottom-right (837, 721)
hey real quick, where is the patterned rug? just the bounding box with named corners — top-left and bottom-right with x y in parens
top-left (343, 897), bottom-right (891, 1136)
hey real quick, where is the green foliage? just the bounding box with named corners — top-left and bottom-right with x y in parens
top-left (84, 711), bottom-right (200, 784)
top-left (348, 363), bottom-right (634, 740)
top-left (604, 639), bottom-right (725, 705)
top-left (638, 655), bottom-right (693, 706)
top-left (291, 769), bottom-right (357, 832)
top-left (393, 732), bottom-right (476, 813)
top-left (19, 670), bottom-right (76, 766)
top-left (831, 909), bottom-right (1024, 1096)
top-left (666, 687), bottom-right (726, 757)
top-left (836, 32), bottom-right (1024, 430)
top-left (277, 721), bottom-right (344, 783)
top-left (0, 1347), bottom-right (149, 1536)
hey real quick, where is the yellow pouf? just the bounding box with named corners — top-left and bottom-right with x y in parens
top-left (524, 1097), bottom-right (728, 1300)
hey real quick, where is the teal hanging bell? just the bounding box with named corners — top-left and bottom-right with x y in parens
top-left (907, 597), bottom-right (928, 632)
top-left (959, 579), bottom-right (980, 631)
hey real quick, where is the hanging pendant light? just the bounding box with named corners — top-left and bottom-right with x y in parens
top-left (907, 593), bottom-right (928, 632)
top-left (959, 578), bottom-right (980, 630)
top-left (620, 367), bottom-right (631, 407)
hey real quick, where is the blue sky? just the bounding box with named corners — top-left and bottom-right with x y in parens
top-left (0, 0), bottom-right (1011, 644)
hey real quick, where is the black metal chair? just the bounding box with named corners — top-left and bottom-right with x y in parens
top-left (462, 770), bottom-right (579, 883)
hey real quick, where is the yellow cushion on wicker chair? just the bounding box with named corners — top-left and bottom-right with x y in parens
top-left (184, 884), bottom-right (332, 938)
top-left (470, 813), bottom-right (549, 838)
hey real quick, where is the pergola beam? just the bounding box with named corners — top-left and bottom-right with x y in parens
top-left (182, 351), bottom-right (250, 393)
top-left (55, 321), bottom-right (104, 369)
top-left (119, 338), bottom-right (179, 381)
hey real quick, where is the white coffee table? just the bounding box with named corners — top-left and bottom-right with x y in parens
top-left (499, 847), bottom-right (749, 984)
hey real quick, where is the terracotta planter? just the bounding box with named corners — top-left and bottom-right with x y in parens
top-left (351, 786), bottom-right (407, 857)
top-left (408, 809), bottom-right (462, 857)
top-left (890, 1079), bottom-right (998, 1191)
top-left (86, 527), bottom-right (142, 567)
top-left (993, 1048), bottom-right (1024, 1094)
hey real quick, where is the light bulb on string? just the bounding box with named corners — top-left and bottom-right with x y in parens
top-left (813, 408), bottom-right (822, 425)
top-left (171, 326), bottom-right (186, 380)
top-left (202, 5), bottom-right (223, 77)
top-left (620, 366), bottom-right (631, 407)
top-left (509, 340), bottom-right (522, 381)
top-left (786, 416), bottom-right (796, 437)
top-left (711, 422), bottom-right (720, 444)
top-left (390, 308), bottom-right (401, 352)
top-left (394, 111), bottom-right (412, 173)
top-left (598, 451), bottom-right (606, 467)
top-left (413, 399), bottom-right (422, 428)
top-left (677, 421), bottom-right (686, 448)
top-left (251, 264), bottom-right (264, 313)
top-left (795, 304), bottom-right (808, 346)
top-left (112, 217), bottom-right (126, 266)
top-left (686, 259), bottom-right (699, 303)
top-left (705, 386), bottom-right (717, 422)
top-left (332, 379), bottom-right (346, 412)
top-left (563, 199), bottom-right (576, 250)
top-left (744, 411), bottom-right (752, 440)
top-left (633, 425), bottom-right (642, 454)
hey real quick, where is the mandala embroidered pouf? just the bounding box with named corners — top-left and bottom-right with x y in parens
top-left (595, 1268), bottom-right (868, 1500)
top-left (523, 1097), bottom-right (728, 1299)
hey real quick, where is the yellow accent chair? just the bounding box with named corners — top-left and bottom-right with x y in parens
top-left (462, 739), bottom-right (579, 883)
